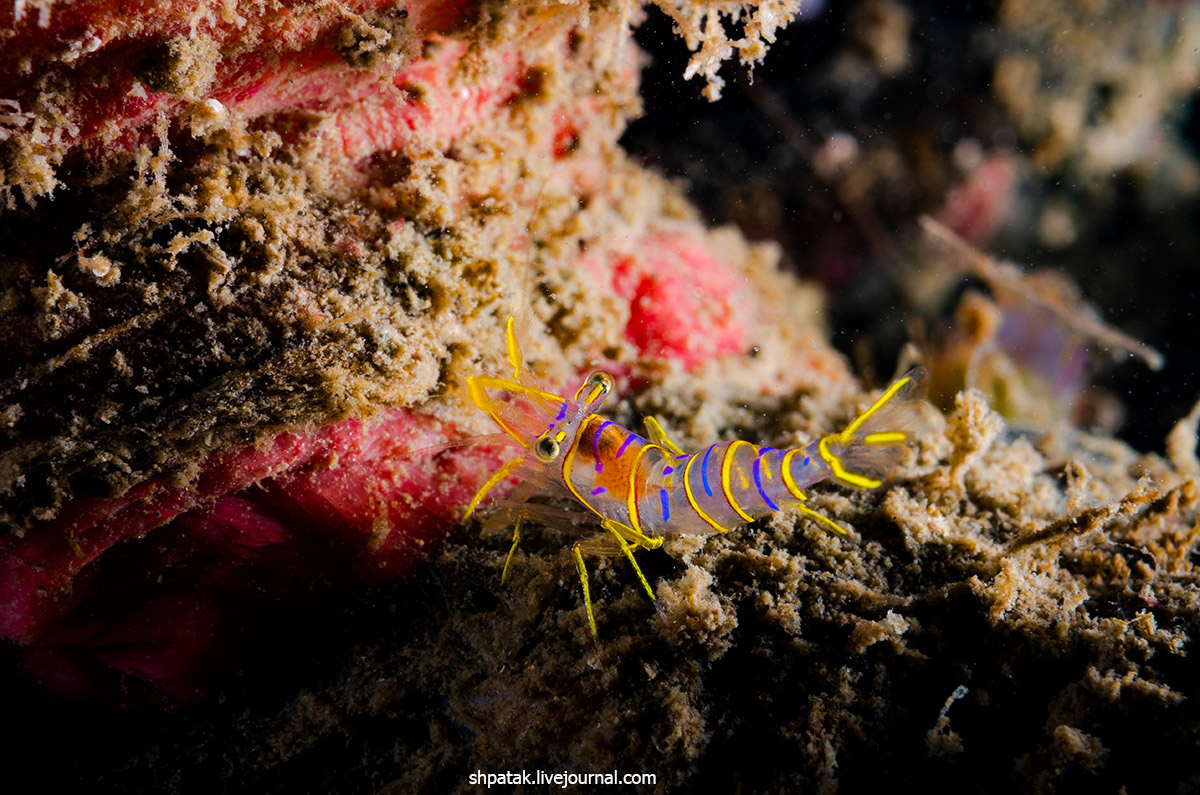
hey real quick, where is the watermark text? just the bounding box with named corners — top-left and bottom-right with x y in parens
top-left (469, 769), bottom-right (656, 788)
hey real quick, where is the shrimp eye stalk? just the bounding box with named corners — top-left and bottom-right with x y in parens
top-left (587, 371), bottom-right (614, 393)
top-left (576, 370), bottom-right (615, 406)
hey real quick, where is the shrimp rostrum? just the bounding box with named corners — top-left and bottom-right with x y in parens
top-left (465, 317), bottom-right (924, 636)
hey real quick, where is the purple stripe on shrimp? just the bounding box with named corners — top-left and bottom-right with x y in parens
top-left (753, 452), bottom-right (779, 511)
top-left (591, 486), bottom-right (606, 496)
top-left (659, 488), bottom-right (670, 522)
top-left (616, 433), bottom-right (636, 458)
top-left (592, 420), bottom-right (616, 472)
top-left (555, 403), bottom-right (569, 421)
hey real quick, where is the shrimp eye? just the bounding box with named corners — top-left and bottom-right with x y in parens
top-left (586, 371), bottom-right (614, 394)
top-left (534, 435), bottom-right (561, 462)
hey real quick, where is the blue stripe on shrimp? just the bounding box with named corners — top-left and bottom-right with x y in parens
top-left (752, 450), bottom-right (779, 511)
top-left (701, 444), bottom-right (716, 496)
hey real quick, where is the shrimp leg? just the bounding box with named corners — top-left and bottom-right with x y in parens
top-left (602, 520), bottom-right (657, 602)
top-left (570, 519), bottom-right (662, 638)
top-left (644, 415), bottom-right (685, 455)
top-left (572, 543), bottom-right (598, 637)
top-left (464, 456), bottom-right (525, 520)
top-left (501, 516), bottom-right (523, 585)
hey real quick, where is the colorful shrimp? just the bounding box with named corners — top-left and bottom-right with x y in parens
top-left (465, 316), bottom-right (924, 636)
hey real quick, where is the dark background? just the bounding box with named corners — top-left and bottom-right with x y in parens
top-left (622, 0), bottom-right (1200, 454)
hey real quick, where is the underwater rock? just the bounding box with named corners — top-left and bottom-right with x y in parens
top-left (0, 0), bottom-right (827, 704)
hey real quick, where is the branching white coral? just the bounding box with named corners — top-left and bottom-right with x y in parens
top-left (649, 0), bottom-right (802, 100)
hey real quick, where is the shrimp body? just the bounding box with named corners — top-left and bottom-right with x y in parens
top-left (564, 423), bottom-right (833, 538)
top-left (465, 317), bottom-right (922, 635)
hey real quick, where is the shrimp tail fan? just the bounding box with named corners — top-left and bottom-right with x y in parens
top-left (816, 367), bottom-right (927, 489)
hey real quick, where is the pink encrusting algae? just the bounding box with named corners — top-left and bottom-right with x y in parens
top-left (609, 230), bottom-right (751, 368)
top-left (0, 1), bottom-right (477, 166)
top-left (2, 409), bottom-right (499, 702)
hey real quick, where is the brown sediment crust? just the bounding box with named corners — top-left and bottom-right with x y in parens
top-left (0, 0), bottom-right (800, 199)
top-left (0, 0), bottom-right (824, 534)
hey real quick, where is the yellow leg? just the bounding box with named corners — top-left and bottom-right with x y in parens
top-left (644, 415), bottom-right (685, 456)
top-left (500, 516), bottom-right (522, 585)
top-left (797, 503), bottom-right (848, 536)
top-left (573, 543), bottom-right (598, 637)
top-left (602, 520), bottom-right (657, 601)
top-left (608, 518), bottom-right (664, 551)
top-left (464, 456), bottom-right (523, 520)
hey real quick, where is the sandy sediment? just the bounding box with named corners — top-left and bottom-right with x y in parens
top-left (85, 388), bottom-right (1200, 793)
